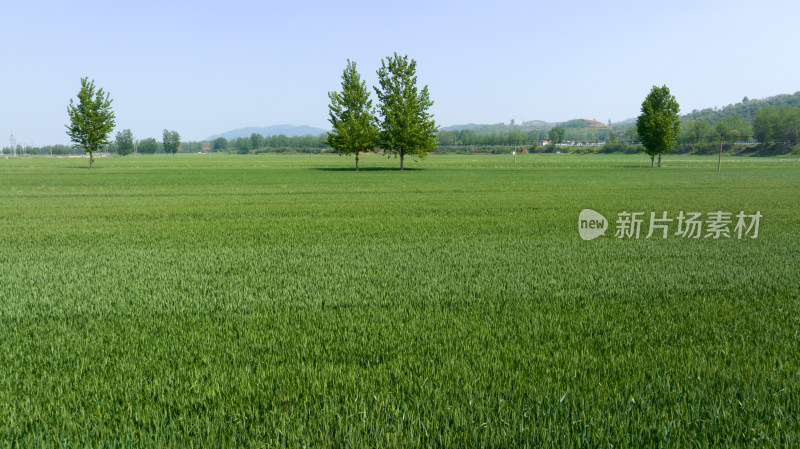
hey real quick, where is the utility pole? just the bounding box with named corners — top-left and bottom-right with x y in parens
top-left (718, 133), bottom-right (723, 172)
top-left (9, 133), bottom-right (16, 157)
top-left (513, 138), bottom-right (517, 164)
top-left (512, 121), bottom-right (518, 164)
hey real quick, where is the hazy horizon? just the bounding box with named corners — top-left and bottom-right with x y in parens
top-left (3, 0), bottom-right (799, 147)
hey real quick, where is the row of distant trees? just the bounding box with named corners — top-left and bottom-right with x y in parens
top-left (109, 129), bottom-right (180, 156)
top-left (684, 92), bottom-right (800, 124)
top-left (437, 104), bottom-right (800, 157)
top-left (679, 106), bottom-right (800, 144)
top-left (2, 132), bottom-right (333, 156)
top-left (211, 134), bottom-right (329, 154)
top-left (9, 105), bottom-right (797, 158)
top-left (9, 76), bottom-right (798, 165)
top-left (438, 126), bottom-right (631, 149)
top-left (9, 105), bottom-right (797, 157)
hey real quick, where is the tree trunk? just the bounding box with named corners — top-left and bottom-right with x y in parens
top-left (355, 152), bottom-right (359, 171)
top-left (400, 152), bottom-right (404, 170)
top-left (89, 151), bottom-right (94, 169)
top-left (657, 153), bottom-right (661, 168)
top-left (650, 154), bottom-right (654, 168)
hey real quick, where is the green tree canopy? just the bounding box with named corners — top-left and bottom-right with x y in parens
top-left (753, 105), bottom-right (800, 143)
top-left (374, 53), bottom-right (438, 170)
top-left (212, 137), bottom-right (228, 151)
top-left (163, 130), bottom-right (181, 156)
top-left (138, 137), bottom-right (158, 154)
top-left (636, 85), bottom-right (680, 167)
top-left (250, 133), bottom-right (265, 150)
top-left (327, 60), bottom-right (379, 171)
top-left (115, 129), bottom-right (134, 156)
top-left (233, 136), bottom-right (252, 154)
top-left (549, 125), bottom-right (565, 144)
top-left (65, 77), bottom-right (116, 168)
top-left (680, 119), bottom-right (714, 144)
top-left (714, 115), bottom-right (752, 143)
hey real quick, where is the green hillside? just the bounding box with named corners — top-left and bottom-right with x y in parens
top-left (442, 91), bottom-right (800, 136)
top-left (684, 92), bottom-right (800, 124)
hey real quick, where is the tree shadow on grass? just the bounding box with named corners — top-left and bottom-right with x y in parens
top-left (313, 166), bottom-right (423, 172)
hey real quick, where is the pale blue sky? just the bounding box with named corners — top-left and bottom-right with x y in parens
top-left (2, 0), bottom-right (799, 146)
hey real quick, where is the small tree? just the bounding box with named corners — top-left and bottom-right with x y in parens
top-left (211, 137), bottom-right (228, 152)
top-left (681, 119), bottom-right (713, 151)
top-left (715, 115), bottom-right (751, 144)
top-left (115, 129), bottom-right (134, 156)
top-left (753, 105), bottom-right (800, 144)
top-left (327, 60), bottom-right (379, 171)
top-left (636, 85), bottom-right (680, 167)
top-left (138, 137), bottom-right (157, 154)
top-left (163, 130), bottom-right (181, 156)
top-left (234, 136), bottom-right (252, 154)
top-left (549, 124), bottom-right (565, 144)
top-left (374, 53), bottom-right (438, 170)
top-left (66, 77), bottom-right (116, 168)
top-left (250, 133), bottom-right (265, 150)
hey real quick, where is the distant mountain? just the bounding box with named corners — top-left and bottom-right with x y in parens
top-left (206, 124), bottom-right (327, 141)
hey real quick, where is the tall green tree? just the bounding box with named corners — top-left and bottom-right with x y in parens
top-left (138, 137), bottom-right (157, 154)
top-left (549, 125), bottom-right (565, 144)
top-left (233, 136), bottom-right (252, 154)
top-left (753, 106), bottom-right (778, 143)
top-left (715, 115), bottom-right (751, 144)
top-left (250, 133), bottom-right (265, 150)
top-left (163, 130), bottom-right (181, 156)
top-left (753, 105), bottom-right (800, 143)
top-left (636, 85), bottom-right (680, 167)
top-left (115, 129), bottom-right (134, 156)
top-left (681, 119), bottom-right (713, 143)
top-left (678, 119), bottom-right (713, 153)
top-left (374, 53), bottom-right (438, 170)
top-left (212, 137), bottom-right (228, 151)
top-left (327, 60), bottom-right (379, 171)
top-left (508, 126), bottom-right (524, 147)
top-left (65, 77), bottom-right (116, 168)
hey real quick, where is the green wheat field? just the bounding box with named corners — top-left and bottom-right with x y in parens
top-left (1, 153), bottom-right (798, 447)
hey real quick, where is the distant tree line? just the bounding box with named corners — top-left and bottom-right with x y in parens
top-left (752, 105), bottom-right (800, 143)
top-left (211, 133), bottom-right (331, 154)
top-left (674, 105), bottom-right (800, 154)
top-left (435, 101), bottom-right (800, 157)
top-left (683, 92), bottom-right (800, 124)
top-left (9, 83), bottom-right (799, 159)
top-left (1, 144), bottom-right (76, 156)
top-left (436, 126), bottom-right (623, 149)
top-left (3, 132), bottom-right (332, 156)
top-left (11, 102), bottom-right (796, 158)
